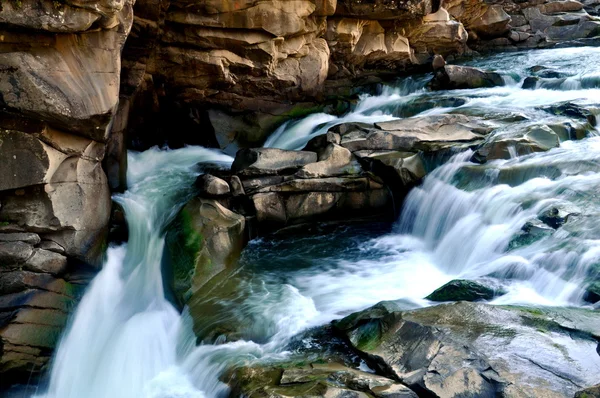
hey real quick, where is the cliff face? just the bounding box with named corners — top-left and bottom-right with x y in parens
top-left (1, 0), bottom-right (599, 388)
top-left (120, 0), bottom-right (471, 153)
top-left (0, 0), bottom-right (133, 385)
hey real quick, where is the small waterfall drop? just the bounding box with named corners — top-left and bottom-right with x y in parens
top-left (38, 147), bottom-right (233, 398)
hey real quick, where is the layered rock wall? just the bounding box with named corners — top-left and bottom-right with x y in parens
top-left (0, 0), bottom-right (133, 385)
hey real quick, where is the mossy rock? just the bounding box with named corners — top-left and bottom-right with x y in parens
top-left (425, 279), bottom-right (506, 302)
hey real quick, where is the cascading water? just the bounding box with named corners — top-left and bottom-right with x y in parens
top-left (37, 147), bottom-right (234, 398)
top-left (36, 46), bottom-right (600, 397)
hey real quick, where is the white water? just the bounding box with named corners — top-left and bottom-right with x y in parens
top-left (36, 47), bottom-right (600, 397)
top-left (38, 147), bottom-right (234, 398)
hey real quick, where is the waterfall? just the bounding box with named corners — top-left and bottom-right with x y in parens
top-left (33, 46), bottom-right (600, 398)
top-left (38, 147), bottom-right (233, 398)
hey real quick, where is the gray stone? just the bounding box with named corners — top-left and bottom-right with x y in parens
top-left (196, 174), bottom-right (230, 197)
top-left (0, 242), bottom-right (33, 265)
top-left (334, 302), bottom-right (600, 398)
top-left (0, 233), bottom-right (41, 245)
top-left (232, 148), bottom-right (317, 176)
top-left (429, 65), bottom-right (505, 90)
top-left (23, 249), bottom-right (68, 275)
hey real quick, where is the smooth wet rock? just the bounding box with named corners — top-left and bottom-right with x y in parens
top-left (426, 279), bottom-right (505, 302)
top-left (354, 151), bottom-right (426, 186)
top-left (23, 249), bottom-right (68, 275)
top-left (0, 233), bottom-right (40, 246)
top-left (0, 242), bottom-right (34, 264)
top-left (229, 360), bottom-right (419, 398)
top-left (522, 76), bottom-right (540, 89)
top-left (334, 301), bottom-right (600, 398)
top-left (429, 65), bottom-right (505, 90)
top-left (473, 125), bottom-right (560, 162)
top-left (196, 174), bottom-right (230, 197)
top-left (538, 204), bottom-right (581, 229)
top-left (541, 102), bottom-right (597, 126)
top-left (508, 219), bottom-right (555, 250)
top-left (296, 144), bottom-right (359, 178)
top-left (165, 198), bottom-right (246, 307)
top-left (232, 148), bottom-right (318, 176)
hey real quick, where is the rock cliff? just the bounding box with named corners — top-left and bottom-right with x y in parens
top-left (0, 0), bottom-right (133, 386)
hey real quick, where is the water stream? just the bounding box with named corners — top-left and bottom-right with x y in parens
top-left (37, 46), bottom-right (600, 397)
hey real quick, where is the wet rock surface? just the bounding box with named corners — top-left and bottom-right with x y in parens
top-left (332, 301), bottom-right (600, 398)
top-left (425, 279), bottom-right (506, 301)
top-left (0, 0), bottom-right (131, 384)
top-left (228, 301), bottom-right (600, 398)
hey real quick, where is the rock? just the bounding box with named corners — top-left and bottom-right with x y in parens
top-left (538, 204), bottom-right (581, 229)
top-left (406, 20), bottom-right (468, 60)
top-left (37, 241), bottom-right (66, 255)
top-left (470, 5), bottom-right (512, 38)
top-left (510, 30), bottom-right (532, 42)
top-left (229, 176), bottom-right (246, 197)
top-left (23, 249), bottom-right (68, 275)
top-left (165, 198), bottom-right (246, 308)
top-left (229, 360), bottom-right (419, 398)
top-left (522, 76), bottom-right (540, 89)
top-left (0, 242), bottom-right (34, 264)
top-left (540, 0), bottom-right (585, 14)
top-left (429, 65), bottom-right (505, 91)
top-left (296, 144), bottom-right (359, 178)
top-left (425, 279), bottom-right (506, 301)
top-left (334, 301), bottom-right (600, 397)
top-left (354, 151), bottom-right (426, 186)
top-left (0, 233), bottom-right (40, 246)
top-left (473, 125), bottom-right (560, 162)
top-left (508, 219), bottom-right (555, 250)
top-left (196, 174), bottom-right (230, 197)
top-left (432, 54), bottom-right (446, 70)
top-left (232, 148), bottom-right (318, 176)
top-left (575, 384), bottom-right (600, 397)
top-left (335, 0), bottom-right (436, 20)
top-left (541, 102), bottom-right (597, 126)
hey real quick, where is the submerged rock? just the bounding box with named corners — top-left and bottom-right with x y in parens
top-left (428, 65), bottom-right (505, 90)
top-left (425, 279), bottom-right (506, 301)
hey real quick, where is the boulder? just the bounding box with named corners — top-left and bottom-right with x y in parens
top-left (541, 102), bottom-right (597, 126)
top-left (508, 219), bottom-right (555, 250)
top-left (472, 125), bottom-right (560, 162)
top-left (232, 148), bottom-right (318, 176)
top-left (429, 65), bottom-right (505, 90)
top-left (296, 144), bottom-right (360, 178)
top-left (334, 301), bottom-right (600, 397)
top-left (165, 198), bottom-right (246, 307)
top-left (425, 279), bottom-right (506, 301)
top-left (469, 5), bottom-right (512, 38)
top-left (196, 174), bottom-right (230, 197)
top-left (538, 204), bottom-right (581, 229)
top-left (354, 151), bottom-right (426, 186)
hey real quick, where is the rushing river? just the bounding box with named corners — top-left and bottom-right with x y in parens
top-left (36, 46), bottom-right (600, 397)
